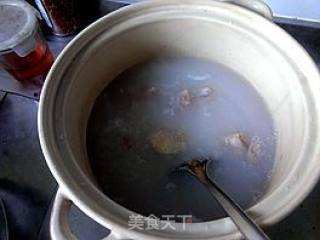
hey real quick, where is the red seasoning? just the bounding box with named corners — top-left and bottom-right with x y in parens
top-left (0, 0), bottom-right (54, 86)
top-left (35, 0), bottom-right (81, 36)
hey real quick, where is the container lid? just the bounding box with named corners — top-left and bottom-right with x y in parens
top-left (0, 0), bottom-right (40, 55)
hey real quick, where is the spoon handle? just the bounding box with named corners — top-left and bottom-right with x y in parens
top-left (0, 198), bottom-right (9, 240)
top-left (202, 176), bottom-right (270, 240)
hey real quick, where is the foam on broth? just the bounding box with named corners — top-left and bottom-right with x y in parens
top-left (86, 57), bottom-right (276, 222)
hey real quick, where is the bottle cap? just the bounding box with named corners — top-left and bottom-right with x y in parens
top-left (0, 0), bottom-right (41, 57)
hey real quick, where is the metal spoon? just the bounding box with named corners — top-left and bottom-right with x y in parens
top-left (175, 159), bottom-right (270, 240)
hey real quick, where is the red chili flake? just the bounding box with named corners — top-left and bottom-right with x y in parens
top-left (35, 0), bottom-right (81, 36)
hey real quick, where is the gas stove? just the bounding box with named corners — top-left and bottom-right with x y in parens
top-left (1, 1), bottom-right (320, 240)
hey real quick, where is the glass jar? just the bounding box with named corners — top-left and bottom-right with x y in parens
top-left (0, 0), bottom-right (54, 86)
top-left (35, 0), bottom-right (81, 36)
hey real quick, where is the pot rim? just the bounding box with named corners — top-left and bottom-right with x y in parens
top-left (38, 0), bottom-right (320, 239)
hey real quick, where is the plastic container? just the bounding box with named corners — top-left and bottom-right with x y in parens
top-left (0, 0), bottom-right (54, 86)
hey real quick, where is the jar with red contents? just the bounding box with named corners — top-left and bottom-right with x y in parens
top-left (0, 0), bottom-right (54, 87)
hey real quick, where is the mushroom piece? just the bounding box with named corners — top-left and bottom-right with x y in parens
top-left (149, 129), bottom-right (187, 154)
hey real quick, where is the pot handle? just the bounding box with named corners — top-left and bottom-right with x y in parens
top-left (51, 189), bottom-right (121, 240)
top-left (225, 0), bottom-right (273, 20)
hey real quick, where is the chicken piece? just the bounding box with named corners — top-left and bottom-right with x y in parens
top-left (225, 133), bottom-right (260, 161)
top-left (149, 129), bottom-right (187, 154)
top-left (178, 89), bottom-right (191, 108)
top-left (248, 136), bottom-right (261, 160)
top-left (198, 86), bottom-right (214, 98)
top-left (225, 133), bottom-right (250, 151)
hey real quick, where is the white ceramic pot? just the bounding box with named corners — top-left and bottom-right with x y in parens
top-left (38, 0), bottom-right (320, 239)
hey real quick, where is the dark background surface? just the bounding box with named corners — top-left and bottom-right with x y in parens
top-left (1, 1), bottom-right (320, 239)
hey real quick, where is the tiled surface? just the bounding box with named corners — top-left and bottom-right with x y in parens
top-left (109, 0), bottom-right (320, 27)
top-left (264, 0), bottom-right (320, 26)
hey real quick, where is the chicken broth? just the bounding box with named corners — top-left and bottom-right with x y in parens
top-left (86, 57), bottom-right (276, 222)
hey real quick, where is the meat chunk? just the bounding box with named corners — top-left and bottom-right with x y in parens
top-left (178, 89), bottom-right (191, 108)
top-left (225, 133), bottom-right (250, 151)
top-left (225, 133), bottom-right (260, 161)
top-left (198, 86), bottom-right (214, 98)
